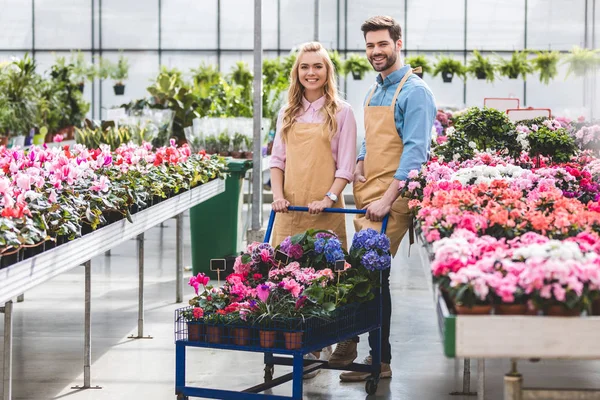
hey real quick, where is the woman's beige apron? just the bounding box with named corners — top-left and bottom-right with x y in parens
top-left (353, 69), bottom-right (414, 257)
top-left (271, 122), bottom-right (347, 248)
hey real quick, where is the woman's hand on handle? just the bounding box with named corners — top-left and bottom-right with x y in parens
top-left (272, 198), bottom-right (290, 213)
top-left (308, 197), bottom-right (335, 214)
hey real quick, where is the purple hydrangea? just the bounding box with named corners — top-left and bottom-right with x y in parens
top-left (324, 237), bottom-right (344, 263)
top-left (279, 236), bottom-right (304, 259)
top-left (352, 229), bottom-right (390, 252)
top-left (361, 250), bottom-right (391, 271)
top-left (252, 242), bottom-right (274, 263)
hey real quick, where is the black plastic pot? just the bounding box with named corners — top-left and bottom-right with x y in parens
top-left (77, 83), bottom-right (85, 92)
top-left (508, 73), bottom-right (519, 79)
top-left (442, 71), bottom-right (454, 83)
top-left (0, 250), bottom-right (20, 269)
top-left (351, 71), bottom-right (362, 80)
top-left (113, 84), bottom-right (125, 95)
top-left (476, 71), bottom-right (487, 80)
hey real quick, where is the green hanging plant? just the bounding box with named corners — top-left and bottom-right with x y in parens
top-left (496, 51), bottom-right (533, 80)
top-left (405, 55), bottom-right (433, 77)
top-left (343, 53), bottom-right (371, 80)
top-left (432, 55), bottom-right (466, 83)
top-left (467, 50), bottom-right (496, 82)
top-left (530, 50), bottom-right (561, 84)
top-left (328, 50), bottom-right (345, 76)
top-left (563, 46), bottom-right (600, 78)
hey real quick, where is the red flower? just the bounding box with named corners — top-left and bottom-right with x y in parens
top-left (216, 309), bottom-right (226, 315)
top-left (253, 273), bottom-right (263, 281)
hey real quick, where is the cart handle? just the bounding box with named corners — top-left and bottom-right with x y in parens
top-left (263, 206), bottom-right (389, 243)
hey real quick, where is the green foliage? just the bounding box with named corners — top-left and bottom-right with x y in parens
top-left (75, 122), bottom-right (157, 151)
top-left (69, 50), bottom-right (95, 83)
top-left (531, 50), bottom-right (561, 84)
top-left (343, 53), bottom-right (372, 79)
top-left (405, 55), bottom-right (433, 74)
top-left (96, 57), bottom-right (114, 80)
top-left (563, 46), bottom-right (600, 78)
top-left (528, 126), bottom-right (577, 163)
top-left (452, 107), bottom-right (520, 157)
top-left (467, 50), bottom-right (496, 82)
top-left (327, 50), bottom-right (345, 76)
top-left (232, 132), bottom-right (245, 152)
top-left (110, 52), bottom-right (129, 83)
top-left (496, 51), bottom-right (533, 80)
top-left (432, 55), bottom-right (466, 80)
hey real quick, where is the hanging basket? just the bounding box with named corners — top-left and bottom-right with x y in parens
top-left (476, 71), bottom-right (487, 80)
top-left (441, 71), bottom-right (454, 83)
top-left (351, 71), bottom-right (363, 80)
top-left (113, 84), bottom-right (126, 95)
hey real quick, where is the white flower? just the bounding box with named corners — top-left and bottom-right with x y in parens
top-left (446, 127), bottom-right (456, 137)
top-left (453, 153), bottom-right (461, 162)
top-left (468, 141), bottom-right (477, 149)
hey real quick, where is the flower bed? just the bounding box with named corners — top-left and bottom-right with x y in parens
top-left (404, 109), bottom-right (600, 316)
top-left (0, 140), bottom-right (225, 267)
top-left (177, 228), bottom-right (391, 346)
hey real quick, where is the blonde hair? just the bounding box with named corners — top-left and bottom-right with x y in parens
top-left (281, 42), bottom-right (339, 142)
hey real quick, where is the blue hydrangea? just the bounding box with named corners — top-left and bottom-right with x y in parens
top-left (361, 250), bottom-right (381, 271)
top-left (314, 238), bottom-right (326, 253)
top-left (324, 237), bottom-right (344, 263)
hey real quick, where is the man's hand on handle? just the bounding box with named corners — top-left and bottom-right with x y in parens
top-left (272, 198), bottom-right (290, 213)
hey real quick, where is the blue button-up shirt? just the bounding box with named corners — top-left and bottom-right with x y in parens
top-left (357, 64), bottom-right (437, 181)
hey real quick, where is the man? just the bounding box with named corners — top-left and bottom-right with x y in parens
top-left (328, 15), bottom-right (436, 382)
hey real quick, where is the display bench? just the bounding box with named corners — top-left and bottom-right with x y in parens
top-left (416, 236), bottom-right (600, 400)
top-left (0, 178), bottom-right (225, 400)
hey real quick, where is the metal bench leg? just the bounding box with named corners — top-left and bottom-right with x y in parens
top-left (451, 358), bottom-right (476, 396)
top-left (71, 261), bottom-right (101, 391)
top-left (292, 354), bottom-right (303, 400)
top-left (2, 301), bottom-right (13, 400)
top-left (176, 213), bottom-right (184, 303)
top-left (478, 359), bottom-right (485, 400)
top-left (504, 360), bottom-right (522, 400)
top-left (129, 234), bottom-right (152, 339)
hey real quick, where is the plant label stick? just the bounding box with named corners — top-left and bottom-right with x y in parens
top-left (274, 250), bottom-right (290, 268)
top-left (210, 259), bottom-right (226, 286)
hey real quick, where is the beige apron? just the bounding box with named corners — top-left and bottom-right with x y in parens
top-left (353, 69), bottom-right (414, 257)
top-left (271, 122), bottom-right (347, 248)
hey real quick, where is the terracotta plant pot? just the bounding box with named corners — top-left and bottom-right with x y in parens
top-left (230, 151), bottom-right (243, 159)
top-left (187, 323), bottom-right (204, 342)
top-left (231, 327), bottom-right (251, 346)
top-left (206, 325), bottom-right (223, 343)
top-left (245, 151), bottom-right (253, 160)
top-left (283, 331), bottom-right (303, 350)
top-left (545, 305), bottom-right (581, 317)
top-left (259, 330), bottom-right (276, 348)
top-left (455, 304), bottom-right (492, 315)
top-left (0, 136), bottom-right (8, 147)
top-left (495, 304), bottom-right (528, 315)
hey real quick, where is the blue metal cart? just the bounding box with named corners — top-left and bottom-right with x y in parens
top-left (175, 207), bottom-right (388, 399)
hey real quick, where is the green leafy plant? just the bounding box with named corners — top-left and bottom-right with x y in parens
top-left (282, 52), bottom-right (297, 80)
top-left (452, 107), bottom-right (520, 157)
top-left (69, 50), bottom-right (95, 85)
top-left (110, 52), bottom-right (129, 85)
top-left (343, 53), bottom-right (371, 80)
top-left (204, 134), bottom-right (219, 154)
top-left (496, 51), bottom-right (533, 80)
top-left (217, 131), bottom-right (231, 155)
top-left (467, 50), bottom-right (496, 82)
top-left (531, 50), bottom-right (561, 84)
top-left (528, 125), bottom-right (577, 163)
top-left (563, 46), bottom-right (600, 78)
top-left (96, 57), bottom-right (114, 80)
top-left (327, 50), bottom-right (345, 76)
top-left (232, 132), bottom-right (245, 153)
top-left (405, 55), bottom-right (433, 75)
top-left (432, 55), bottom-right (466, 82)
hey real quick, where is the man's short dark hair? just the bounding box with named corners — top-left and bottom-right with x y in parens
top-left (361, 16), bottom-right (402, 42)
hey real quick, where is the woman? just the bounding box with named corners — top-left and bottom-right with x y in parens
top-left (270, 42), bottom-right (357, 249)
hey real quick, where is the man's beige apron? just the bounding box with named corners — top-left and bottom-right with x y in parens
top-left (271, 122), bottom-right (347, 248)
top-left (353, 69), bottom-right (414, 257)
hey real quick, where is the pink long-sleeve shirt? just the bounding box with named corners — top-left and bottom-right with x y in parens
top-left (269, 96), bottom-right (357, 182)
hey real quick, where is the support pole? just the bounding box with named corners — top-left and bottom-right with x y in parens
top-left (478, 359), bottom-right (485, 400)
top-left (504, 360), bottom-right (522, 400)
top-left (71, 261), bottom-right (101, 390)
top-left (451, 358), bottom-right (476, 396)
top-left (314, 0), bottom-right (319, 41)
top-left (176, 213), bottom-right (184, 303)
top-left (128, 234), bottom-right (152, 339)
top-left (2, 301), bottom-right (13, 400)
top-left (250, 0), bottom-right (263, 233)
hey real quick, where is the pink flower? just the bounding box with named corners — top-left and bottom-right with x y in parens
top-left (282, 278), bottom-right (303, 298)
top-left (318, 268), bottom-right (334, 280)
top-left (192, 307), bottom-right (204, 319)
top-left (15, 174), bottom-right (31, 191)
top-left (48, 189), bottom-right (57, 204)
top-left (408, 170), bottom-right (420, 179)
top-left (552, 284), bottom-right (566, 302)
top-left (398, 180), bottom-right (406, 189)
top-left (260, 249), bottom-right (271, 263)
top-left (233, 256), bottom-right (251, 275)
top-left (90, 175), bottom-right (109, 192)
top-left (53, 134), bottom-right (64, 143)
top-left (408, 181), bottom-right (421, 192)
top-left (257, 284), bottom-right (270, 302)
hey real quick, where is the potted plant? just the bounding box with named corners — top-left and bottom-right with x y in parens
top-left (327, 50), bottom-right (345, 77)
top-left (531, 50), bottom-right (561, 85)
top-left (432, 55), bottom-right (466, 83)
top-left (111, 53), bottom-right (129, 95)
top-left (563, 46), bottom-right (600, 78)
top-left (497, 50), bottom-right (533, 80)
top-left (467, 50), bottom-right (496, 82)
top-left (204, 135), bottom-right (219, 154)
top-left (527, 125), bottom-right (577, 164)
top-left (70, 50), bottom-right (95, 92)
top-left (244, 135), bottom-right (253, 159)
top-left (217, 131), bottom-right (231, 156)
top-left (343, 53), bottom-right (371, 80)
top-left (231, 132), bottom-right (245, 158)
top-left (405, 55), bottom-right (432, 78)
top-left (96, 56), bottom-right (113, 81)
top-left (447, 268), bottom-right (493, 315)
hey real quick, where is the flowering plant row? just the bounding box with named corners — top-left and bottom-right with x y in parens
top-left (0, 140), bottom-right (225, 266)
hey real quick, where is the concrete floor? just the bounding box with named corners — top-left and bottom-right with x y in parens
top-left (2, 211), bottom-right (600, 400)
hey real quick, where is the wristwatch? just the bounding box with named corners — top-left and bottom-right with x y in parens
top-left (325, 192), bottom-right (338, 203)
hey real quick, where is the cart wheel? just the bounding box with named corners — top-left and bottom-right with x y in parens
top-left (264, 364), bottom-right (274, 382)
top-left (365, 378), bottom-right (378, 395)
top-left (177, 394), bottom-right (188, 400)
